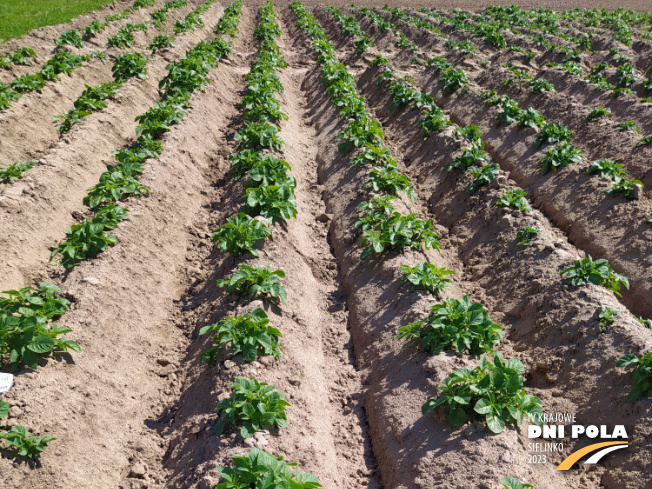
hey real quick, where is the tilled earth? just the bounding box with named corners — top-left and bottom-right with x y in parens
top-left (0, 1), bottom-right (651, 489)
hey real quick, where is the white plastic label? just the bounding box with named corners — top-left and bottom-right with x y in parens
top-left (0, 373), bottom-right (13, 393)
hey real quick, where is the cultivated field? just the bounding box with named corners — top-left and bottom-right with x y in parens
top-left (0, 1), bottom-right (651, 488)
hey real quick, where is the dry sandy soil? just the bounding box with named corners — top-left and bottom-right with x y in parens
top-left (0, 1), bottom-right (651, 489)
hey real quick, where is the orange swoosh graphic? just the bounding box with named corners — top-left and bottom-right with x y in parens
top-left (557, 441), bottom-right (628, 470)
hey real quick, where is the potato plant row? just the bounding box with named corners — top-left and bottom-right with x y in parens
top-left (381, 7), bottom-right (652, 146)
top-left (199, 4), bottom-right (324, 486)
top-left (0, 0), bottom-right (165, 111)
top-left (325, 5), bottom-right (652, 485)
top-left (52, 0), bottom-right (217, 137)
top-left (0, 0), bottom-right (244, 462)
top-left (430, 7), bottom-right (652, 106)
top-left (345, 1), bottom-right (652, 429)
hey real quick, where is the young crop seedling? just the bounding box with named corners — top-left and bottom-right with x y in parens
top-left (502, 477), bottom-right (534, 489)
top-left (529, 78), bottom-right (555, 94)
top-left (0, 160), bottom-right (37, 184)
top-left (585, 159), bottom-right (629, 182)
top-left (398, 295), bottom-right (503, 355)
top-left (148, 34), bottom-right (175, 53)
top-left (517, 108), bottom-right (545, 129)
top-left (0, 282), bottom-right (80, 369)
top-left (636, 134), bottom-right (652, 148)
top-left (438, 67), bottom-right (467, 96)
top-left (587, 106), bottom-right (611, 121)
top-left (561, 255), bottom-right (629, 297)
top-left (216, 448), bottom-right (322, 488)
top-left (468, 163), bottom-right (500, 192)
top-left (242, 183), bottom-right (298, 224)
top-left (615, 120), bottom-right (639, 133)
top-left (359, 213), bottom-right (440, 260)
top-left (212, 213), bottom-right (271, 257)
top-left (366, 166), bottom-right (418, 201)
top-left (605, 178), bottom-right (643, 200)
top-left (399, 263), bottom-right (455, 294)
top-left (112, 51), bottom-right (149, 82)
top-left (617, 351), bottom-right (652, 402)
top-left (56, 30), bottom-right (84, 48)
top-left (50, 218), bottom-right (118, 269)
top-left (517, 226), bottom-right (540, 246)
top-left (455, 125), bottom-right (483, 146)
top-left (214, 377), bottom-right (289, 438)
top-left (532, 122), bottom-right (571, 149)
top-left (538, 142), bottom-right (582, 175)
top-left (337, 117), bottom-right (384, 153)
top-left (636, 316), bottom-right (652, 329)
top-left (447, 144), bottom-right (490, 172)
top-left (418, 108), bottom-right (451, 138)
top-left (496, 100), bottom-right (524, 126)
top-left (422, 352), bottom-right (543, 433)
top-left (495, 188), bottom-right (531, 213)
top-left (598, 305), bottom-right (619, 331)
top-left (217, 264), bottom-right (287, 305)
top-left (199, 307), bottom-right (281, 364)
top-left (0, 426), bottom-right (56, 459)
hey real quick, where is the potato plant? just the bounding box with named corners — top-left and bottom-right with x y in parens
top-left (399, 263), bottom-right (455, 294)
top-left (516, 226), bottom-right (540, 246)
top-left (495, 188), bottom-right (531, 212)
top-left (422, 352), bottom-right (543, 433)
top-left (617, 351), bottom-right (652, 402)
top-left (561, 255), bottom-right (629, 297)
top-left (214, 377), bottom-right (289, 438)
top-left (0, 426), bottom-right (56, 459)
top-left (218, 265), bottom-right (287, 305)
top-left (216, 448), bottom-right (322, 488)
top-left (538, 142), bottom-right (582, 175)
top-left (0, 282), bottom-right (80, 370)
top-left (212, 213), bottom-right (271, 257)
top-left (199, 307), bottom-right (281, 364)
top-left (0, 160), bottom-right (37, 184)
top-left (398, 295), bottom-right (502, 355)
top-left (502, 477), bottom-right (534, 489)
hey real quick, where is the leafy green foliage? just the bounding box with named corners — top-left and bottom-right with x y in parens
top-left (605, 178), bottom-right (643, 200)
top-left (107, 31), bottom-right (134, 49)
top-left (427, 56), bottom-right (451, 71)
top-left (636, 134), bottom-right (652, 148)
top-left (495, 188), bottom-right (531, 213)
top-left (0, 47), bottom-right (37, 68)
top-left (496, 100), bottom-right (523, 126)
top-left (359, 212), bottom-right (439, 260)
top-left (561, 255), bottom-right (629, 297)
top-left (148, 34), bottom-right (175, 53)
top-left (216, 447), bottom-right (322, 489)
top-left (83, 170), bottom-right (149, 209)
top-left (517, 226), bottom-right (540, 246)
top-left (455, 125), bottom-right (483, 146)
top-left (0, 82), bottom-right (21, 109)
top-left (468, 163), bottom-right (500, 192)
top-left (398, 295), bottom-right (503, 355)
top-left (235, 121), bottom-right (286, 151)
top-left (215, 0), bottom-right (243, 37)
top-left (438, 67), bottom-right (468, 96)
top-left (586, 159), bottom-right (629, 182)
top-left (0, 282), bottom-right (80, 369)
top-left (212, 213), bottom-right (271, 257)
top-left (50, 218), bottom-right (118, 269)
top-left (200, 308), bottom-right (281, 364)
top-left (174, 12), bottom-right (204, 34)
top-left (502, 476), bottom-right (534, 489)
top-left (112, 51), bottom-right (148, 82)
top-left (598, 305), bottom-right (619, 331)
top-left (587, 106), bottom-right (611, 121)
top-left (214, 377), bottom-right (289, 438)
top-left (399, 263), bottom-right (455, 294)
top-left (528, 78), bottom-right (556, 93)
top-left (55, 81), bottom-right (120, 133)
top-left (218, 265), bottom-right (287, 305)
top-left (447, 144), bottom-right (490, 172)
top-left (422, 352), bottom-right (543, 433)
top-left (537, 142), bottom-right (582, 175)
top-left (418, 107), bottom-right (451, 137)
top-left (337, 117), bottom-right (383, 153)
top-left (517, 107), bottom-right (545, 128)
top-left (614, 120), bottom-right (639, 133)
top-left (532, 122), bottom-right (571, 149)
top-left (0, 160), bottom-right (36, 184)
top-left (636, 316), bottom-right (652, 329)
top-left (243, 183), bottom-right (297, 224)
top-left (55, 29), bottom-right (83, 48)
top-left (367, 166), bottom-right (417, 201)
top-left (617, 351), bottom-right (652, 402)
top-left (0, 426), bottom-right (56, 459)
top-left (82, 19), bottom-right (106, 38)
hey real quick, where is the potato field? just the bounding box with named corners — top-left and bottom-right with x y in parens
top-left (1, 0), bottom-right (651, 488)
